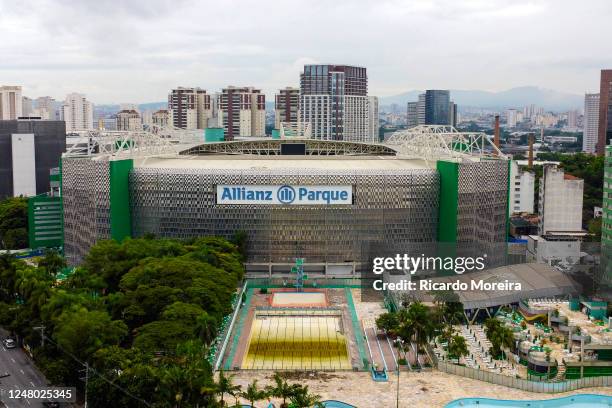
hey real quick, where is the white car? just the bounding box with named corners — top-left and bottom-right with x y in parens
top-left (3, 338), bottom-right (16, 349)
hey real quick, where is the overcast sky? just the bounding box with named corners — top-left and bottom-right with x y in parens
top-left (0, 0), bottom-right (610, 104)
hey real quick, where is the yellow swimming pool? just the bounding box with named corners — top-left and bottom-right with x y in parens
top-left (242, 313), bottom-right (351, 370)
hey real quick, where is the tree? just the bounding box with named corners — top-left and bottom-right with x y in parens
top-left (266, 373), bottom-right (297, 408)
top-left (239, 380), bottom-right (268, 408)
top-left (397, 302), bottom-right (439, 361)
top-left (484, 318), bottom-right (514, 359)
top-left (375, 312), bottom-right (399, 335)
top-left (217, 370), bottom-right (240, 407)
top-left (38, 249), bottom-right (66, 276)
top-left (0, 197), bottom-right (28, 249)
top-left (447, 335), bottom-right (469, 360)
top-left (289, 385), bottom-right (323, 408)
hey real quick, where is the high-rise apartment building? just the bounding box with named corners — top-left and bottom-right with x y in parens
top-left (116, 109), bottom-right (141, 131)
top-left (509, 160), bottom-right (535, 214)
top-left (583, 93), bottom-right (600, 153)
top-left (22, 97), bottom-right (33, 117)
top-left (60, 93), bottom-right (94, 131)
top-left (425, 90), bottom-right (450, 125)
top-left (597, 69), bottom-right (612, 155)
top-left (168, 87), bottom-right (212, 130)
top-left (538, 165), bottom-right (584, 235)
top-left (274, 87), bottom-right (300, 129)
top-left (417, 93), bottom-right (426, 125)
top-left (219, 86), bottom-right (265, 140)
top-left (602, 143), bottom-right (611, 288)
top-left (406, 101), bottom-right (418, 128)
top-left (0, 86), bottom-right (23, 120)
top-left (152, 109), bottom-right (170, 128)
top-left (506, 109), bottom-right (518, 128)
top-left (34, 96), bottom-right (58, 120)
top-left (368, 96), bottom-right (379, 141)
top-left (300, 64), bottom-right (370, 141)
top-left (449, 101), bottom-right (457, 127)
top-left (567, 109), bottom-right (578, 129)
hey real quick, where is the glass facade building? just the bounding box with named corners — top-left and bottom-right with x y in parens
top-left (425, 90), bottom-right (451, 125)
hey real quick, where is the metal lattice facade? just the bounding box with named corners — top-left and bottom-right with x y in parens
top-left (129, 168), bottom-right (440, 269)
top-left (456, 160), bottom-right (509, 265)
top-left (62, 158), bottom-right (111, 265)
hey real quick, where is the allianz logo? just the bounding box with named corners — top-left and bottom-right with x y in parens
top-left (219, 185), bottom-right (350, 204)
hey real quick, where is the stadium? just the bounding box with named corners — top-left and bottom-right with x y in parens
top-left (61, 126), bottom-right (510, 275)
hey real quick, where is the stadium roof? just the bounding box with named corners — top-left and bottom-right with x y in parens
top-left (416, 263), bottom-right (580, 310)
top-left (135, 155), bottom-right (432, 171)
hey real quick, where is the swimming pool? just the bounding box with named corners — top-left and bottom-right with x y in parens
top-left (322, 400), bottom-right (357, 408)
top-left (445, 394), bottom-right (612, 407)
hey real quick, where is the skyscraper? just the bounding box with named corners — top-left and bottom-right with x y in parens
top-left (417, 93), bottom-right (426, 125)
top-left (300, 64), bottom-right (370, 142)
top-left (0, 86), bottom-right (23, 120)
top-left (425, 90), bottom-right (450, 125)
top-left (368, 96), bottom-right (379, 141)
top-left (168, 87), bottom-right (212, 130)
top-left (583, 93), bottom-right (600, 153)
top-left (597, 69), bottom-right (612, 155)
top-left (219, 86), bottom-right (265, 140)
top-left (60, 93), bottom-right (94, 131)
top-left (406, 101), bottom-right (418, 128)
top-left (449, 101), bottom-right (457, 127)
top-left (274, 87), bottom-right (300, 129)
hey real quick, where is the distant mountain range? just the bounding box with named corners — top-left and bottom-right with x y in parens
top-left (379, 86), bottom-right (584, 112)
top-left (94, 102), bottom-right (167, 114)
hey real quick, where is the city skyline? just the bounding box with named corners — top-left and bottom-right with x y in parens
top-left (1, 0), bottom-right (611, 103)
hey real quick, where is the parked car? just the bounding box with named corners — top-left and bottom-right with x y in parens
top-left (3, 338), bottom-right (16, 349)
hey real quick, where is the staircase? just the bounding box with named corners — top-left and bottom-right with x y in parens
top-left (552, 363), bottom-right (566, 382)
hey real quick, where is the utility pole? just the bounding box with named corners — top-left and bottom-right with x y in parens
top-left (80, 363), bottom-right (89, 408)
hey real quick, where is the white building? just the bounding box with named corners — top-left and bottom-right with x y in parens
top-left (0, 85), bottom-right (23, 120)
top-left (34, 96), bottom-right (58, 120)
top-left (116, 109), bottom-right (141, 131)
top-left (368, 96), bottom-right (379, 141)
top-left (417, 93), bottom-right (426, 125)
top-left (567, 109), bottom-right (578, 129)
top-left (509, 160), bottom-right (535, 214)
top-left (583, 93), bottom-right (600, 153)
top-left (61, 93), bottom-right (94, 131)
top-left (526, 235), bottom-right (581, 265)
top-left (538, 165), bottom-right (584, 235)
top-left (506, 109), bottom-right (518, 128)
top-left (22, 96), bottom-right (33, 117)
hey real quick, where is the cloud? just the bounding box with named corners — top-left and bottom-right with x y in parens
top-left (0, 0), bottom-right (610, 103)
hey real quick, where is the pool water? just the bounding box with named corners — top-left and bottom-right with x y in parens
top-left (445, 394), bottom-right (612, 407)
top-left (322, 401), bottom-right (356, 408)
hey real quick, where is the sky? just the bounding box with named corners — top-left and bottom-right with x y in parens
top-left (0, 0), bottom-right (611, 104)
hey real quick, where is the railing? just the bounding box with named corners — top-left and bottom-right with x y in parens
top-left (437, 361), bottom-right (612, 393)
top-left (213, 281), bottom-right (248, 371)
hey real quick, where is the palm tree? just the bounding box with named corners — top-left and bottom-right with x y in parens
top-left (240, 380), bottom-right (268, 407)
top-left (217, 370), bottom-right (241, 407)
top-left (265, 373), bottom-right (296, 408)
top-left (289, 385), bottom-right (323, 408)
top-left (398, 302), bottom-right (438, 362)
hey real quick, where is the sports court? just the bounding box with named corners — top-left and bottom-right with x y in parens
top-left (270, 291), bottom-right (328, 307)
top-left (241, 309), bottom-right (351, 370)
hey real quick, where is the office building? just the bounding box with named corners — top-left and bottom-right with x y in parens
top-left (300, 64), bottom-right (371, 142)
top-left (597, 69), bottom-right (612, 155)
top-left (449, 101), bottom-right (457, 127)
top-left (116, 109), bottom-right (141, 131)
top-left (425, 90), bottom-right (450, 125)
top-left (417, 93), bottom-right (426, 125)
top-left (583, 93), bottom-right (600, 153)
top-left (509, 160), bottom-right (535, 214)
top-left (368, 96), bottom-right (379, 141)
top-left (0, 120), bottom-right (66, 199)
top-left (538, 165), bottom-right (584, 235)
top-left (60, 93), bottom-right (94, 131)
top-left (168, 87), bottom-right (212, 130)
top-left (274, 87), bottom-right (300, 129)
top-left (406, 102), bottom-right (418, 128)
top-left (219, 86), bottom-right (265, 139)
top-left (0, 86), bottom-right (23, 120)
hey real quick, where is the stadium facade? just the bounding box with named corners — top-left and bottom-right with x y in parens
top-left (62, 127), bottom-right (510, 275)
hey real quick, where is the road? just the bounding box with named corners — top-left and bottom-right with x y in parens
top-left (0, 328), bottom-right (51, 408)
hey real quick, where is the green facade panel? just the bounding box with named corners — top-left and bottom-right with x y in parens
top-left (109, 159), bottom-right (133, 242)
top-left (436, 160), bottom-right (459, 243)
top-left (28, 195), bottom-right (63, 249)
top-left (205, 127), bottom-right (225, 142)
